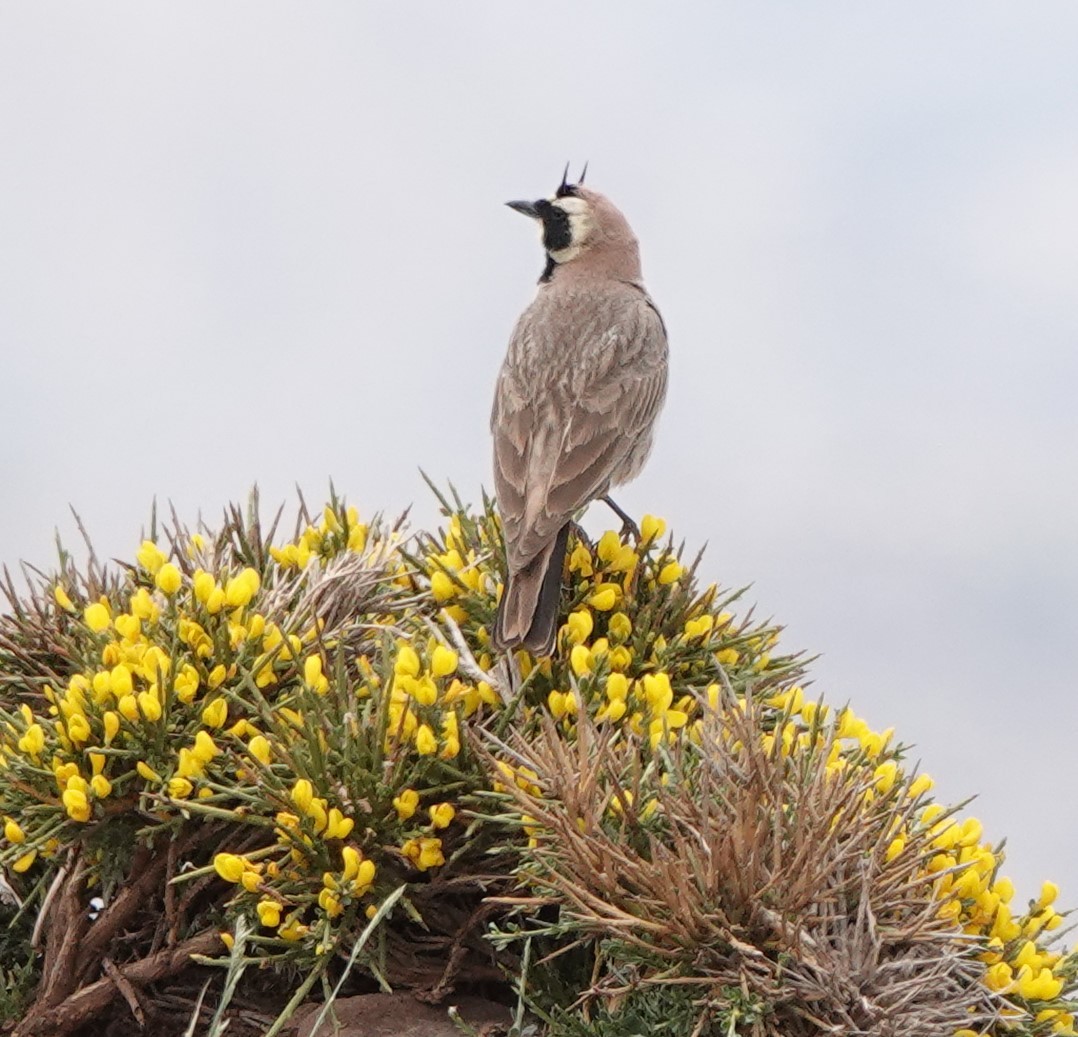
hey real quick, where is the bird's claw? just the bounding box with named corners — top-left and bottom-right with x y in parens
top-left (601, 496), bottom-right (640, 541)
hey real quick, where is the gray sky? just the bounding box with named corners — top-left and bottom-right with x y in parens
top-left (2, 4), bottom-right (1075, 901)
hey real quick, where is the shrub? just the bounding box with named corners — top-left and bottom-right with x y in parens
top-left (0, 487), bottom-right (1073, 1036)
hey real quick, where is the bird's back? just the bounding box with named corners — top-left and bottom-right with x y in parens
top-left (493, 275), bottom-right (668, 571)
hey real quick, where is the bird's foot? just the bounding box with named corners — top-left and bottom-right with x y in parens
top-left (601, 496), bottom-right (641, 541)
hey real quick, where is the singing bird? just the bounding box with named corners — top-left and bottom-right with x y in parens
top-left (491, 169), bottom-right (669, 655)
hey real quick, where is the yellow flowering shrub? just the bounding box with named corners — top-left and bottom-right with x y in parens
top-left (0, 487), bottom-right (1072, 1036)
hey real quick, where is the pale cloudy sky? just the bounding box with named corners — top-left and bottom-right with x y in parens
top-left (1, 4), bottom-right (1075, 899)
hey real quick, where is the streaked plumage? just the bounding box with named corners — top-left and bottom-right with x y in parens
top-left (491, 173), bottom-right (668, 655)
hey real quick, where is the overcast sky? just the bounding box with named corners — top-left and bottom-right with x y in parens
top-left (1, 4), bottom-right (1075, 901)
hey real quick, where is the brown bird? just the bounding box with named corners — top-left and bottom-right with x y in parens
top-left (491, 168), bottom-right (669, 655)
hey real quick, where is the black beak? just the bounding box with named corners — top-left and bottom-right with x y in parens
top-left (506, 199), bottom-right (541, 218)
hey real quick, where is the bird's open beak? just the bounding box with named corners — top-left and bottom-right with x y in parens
top-left (506, 199), bottom-right (541, 218)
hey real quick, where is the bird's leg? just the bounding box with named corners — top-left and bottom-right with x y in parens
top-left (601, 496), bottom-right (640, 540)
top-left (569, 520), bottom-right (594, 553)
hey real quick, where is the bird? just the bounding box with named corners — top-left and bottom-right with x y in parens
top-left (490, 166), bottom-right (669, 656)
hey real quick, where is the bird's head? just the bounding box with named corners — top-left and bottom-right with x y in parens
top-left (507, 165), bottom-right (641, 280)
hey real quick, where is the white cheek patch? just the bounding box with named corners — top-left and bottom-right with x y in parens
top-left (548, 196), bottom-right (593, 264)
top-left (553, 196), bottom-right (589, 216)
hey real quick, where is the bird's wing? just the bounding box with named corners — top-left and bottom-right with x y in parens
top-left (492, 288), bottom-right (668, 570)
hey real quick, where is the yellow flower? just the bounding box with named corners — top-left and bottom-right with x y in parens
top-left (116, 694), bottom-right (138, 721)
top-left (564, 609), bottom-right (594, 646)
top-left (174, 664), bottom-right (201, 703)
top-left (415, 723), bottom-right (437, 756)
top-left (1017, 965), bottom-right (1063, 1001)
top-left (84, 602), bottom-right (111, 633)
top-left (168, 777), bottom-right (193, 799)
top-left (642, 672), bottom-right (673, 712)
top-left (279, 918), bottom-right (308, 942)
top-left (429, 803), bottom-right (455, 829)
top-left (873, 761), bottom-right (897, 795)
top-left (66, 712), bottom-right (91, 745)
top-left (393, 788), bottom-right (419, 821)
top-left (547, 690), bottom-right (568, 719)
top-left (213, 853), bottom-right (246, 883)
top-left (605, 673), bottom-right (629, 701)
top-left (953, 816), bottom-right (981, 846)
top-left (55, 764), bottom-right (81, 789)
top-left (908, 773), bottom-right (934, 798)
top-left (984, 961), bottom-right (1013, 992)
top-left (201, 698), bottom-right (228, 728)
top-left (607, 612), bottom-right (632, 642)
top-left (62, 787), bottom-right (91, 822)
top-left (224, 568), bottom-right (261, 608)
top-left (394, 644), bottom-right (421, 678)
top-left (588, 584), bottom-right (620, 611)
top-left (568, 542), bottom-right (594, 576)
top-left (430, 645), bottom-right (458, 678)
top-left (430, 571), bottom-right (456, 602)
top-left (13, 849), bottom-right (38, 873)
top-left (658, 560), bottom-right (684, 584)
top-left (90, 671), bottom-right (111, 703)
top-left (291, 778), bottom-right (314, 813)
top-left (109, 664), bottom-right (133, 698)
top-left (569, 644), bottom-right (593, 677)
top-left (90, 774), bottom-right (112, 798)
top-left (257, 899), bottom-right (281, 928)
top-left (325, 808), bottom-right (354, 840)
top-left (137, 691), bottom-right (162, 722)
top-left (137, 541), bottom-right (166, 574)
top-left (601, 699), bottom-right (627, 722)
top-left (683, 615), bottom-right (714, 639)
top-left (440, 714), bottom-right (461, 759)
top-left (54, 586), bottom-right (75, 611)
top-left (18, 723), bottom-right (45, 758)
top-left (102, 711), bottom-right (120, 744)
top-left (248, 735), bottom-right (272, 765)
top-left (193, 571), bottom-right (216, 604)
top-left (640, 514), bottom-right (666, 543)
top-left (992, 876), bottom-right (1015, 903)
top-left (596, 530), bottom-right (622, 563)
top-left (352, 858), bottom-right (376, 893)
top-left (342, 845), bottom-right (363, 880)
top-left (155, 563), bottom-right (182, 595)
top-left (1037, 880), bottom-right (1060, 909)
top-left (716, 647), bottom-right (739, 667)
top-left (136, 761), bottom-right (162, 782)
top-left (318, 888), bottom-right (342, 917)
top-left (4, 818), bottom-right (26, 844)
top-left (192, 730), bottom-right (220, 763)
top-left (112, 613), bottom-right (138, 641)
top-left (403, 836), bottom-right (445, 871)
top-left (303, 655), bottom-right (329, 694)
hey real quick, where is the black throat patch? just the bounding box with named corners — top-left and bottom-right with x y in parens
top-left (534, 200), bottom-right (572, 254)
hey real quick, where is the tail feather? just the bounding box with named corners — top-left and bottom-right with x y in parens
top-left (493, 524), bottom-right (570, 656)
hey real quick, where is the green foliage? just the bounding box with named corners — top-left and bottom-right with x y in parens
top-left (0, 486), bottom-right (1073, 1036)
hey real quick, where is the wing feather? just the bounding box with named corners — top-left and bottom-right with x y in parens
top-left (492, 283), bottom-right (668, 571)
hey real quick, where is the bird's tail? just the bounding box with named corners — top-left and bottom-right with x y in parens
top-left (492, 524), bottom-right (570, 657)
